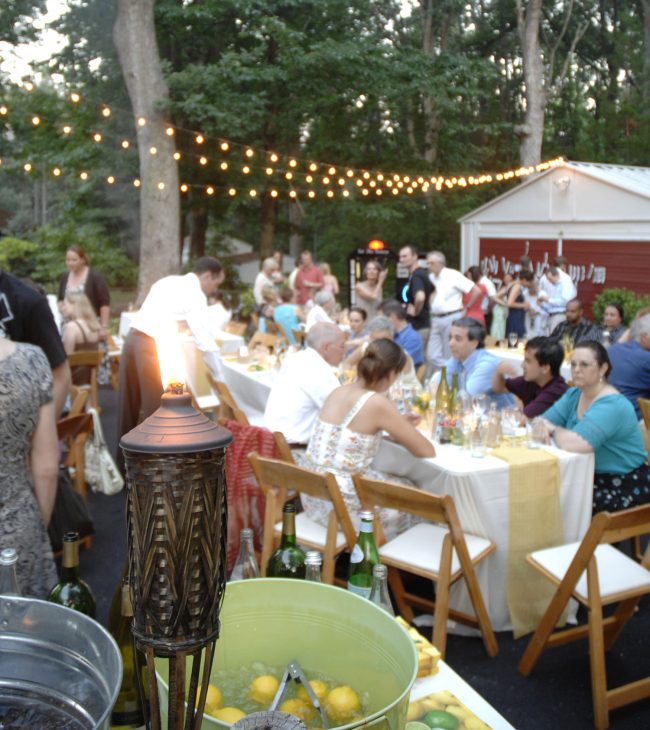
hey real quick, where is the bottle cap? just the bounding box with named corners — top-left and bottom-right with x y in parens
top-left (359, 510), bottom-right (374, 522)
top-left (305, 551), bottom-right (322, 565)
top-left (372, 564), bottom-right (387, 577)
top-left (282, 503), bottom-right (297, 514)
top-left (240, 527), bottom-right (254, 538)
top-left (0, 548), bottom-right (17, 565)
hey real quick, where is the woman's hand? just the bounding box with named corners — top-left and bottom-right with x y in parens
top-left (378, 269), bottom-right (388, 285)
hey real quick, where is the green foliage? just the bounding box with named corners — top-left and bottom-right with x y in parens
top-left (592, 288), bottom-right (650, 326)
top-left (0, 236), bottom-right (38, 277)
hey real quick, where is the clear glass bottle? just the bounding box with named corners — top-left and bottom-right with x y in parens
top-left (0, 548), bottom-right (21, 596)
top-left (305, 551), bottom-right (322, 582)
top-left (486, 402), bottom-right (501, 448)
top-left (229, 528), bottom-right (260, 580)
top-left (47, 531), bottom-right (96, 618)
top-left (347, 511), bottom-right (380, 599)
top-left (266, 504), bottom-right (306, 579)
top-left (110, 579), bottom-right (145, 729)
top-left (369, 564), bottom-right (395, 616)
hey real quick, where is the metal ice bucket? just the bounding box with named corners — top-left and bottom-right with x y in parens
top-left (0, 596), bottom-right (122, 729)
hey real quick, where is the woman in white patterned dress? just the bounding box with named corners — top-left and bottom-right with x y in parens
top-left (300, 339), bottom-right (435, 538)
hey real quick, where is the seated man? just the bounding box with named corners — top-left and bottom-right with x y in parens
top-left (608, 313), bottom-right (650, 420)
top-left (380, 299), bottom-right (424, 369)
top-left (305, 290), bottom-right (336, 331)
top-left (433, 317), bottom-right (514, 408)
top-left (549, 298), bottom-right (600, 347)
top-left (491, 336), bottom-right (568, 418)
top-left (264, 322), bottom-right (346, 445)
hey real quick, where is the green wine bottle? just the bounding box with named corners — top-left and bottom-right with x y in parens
top-left (435, 366), bottom-right (451, 444)
top-left (47, 531), bottom-right (96, 618)
top-left (347, 511), bottom-right (379, 599)
top-left (266, 504), bottom-right (306, 578)
top-left (110, 580), bottom-right (145, 729)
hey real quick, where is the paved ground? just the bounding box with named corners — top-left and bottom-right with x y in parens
top-left (82, 385), bottom-right (650, 730)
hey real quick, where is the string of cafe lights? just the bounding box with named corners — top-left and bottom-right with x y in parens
top-left (0, 84), bottom-right (565, 199)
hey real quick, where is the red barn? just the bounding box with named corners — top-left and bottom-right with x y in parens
top-left (459, 161), bottom-right (650, 315)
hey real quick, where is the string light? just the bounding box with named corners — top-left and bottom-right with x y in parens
top-left (157, 182), bottom-right (165, 190)
top-left (93, 133), bottom-right (102, 142)
top-left (166, 127), bottom-right (174, 136)
top-left (137, 117), bottom-right (146, 127)
top-left (107, 175), bottom-right (115, 184)
top-left (206, 186), bottom-right (214, 195)
top-left (80, 171), bottom-right (88, 180)
top-left (173, 151), bottom-right (181, 160)
top-left (121, 139), bottom-right (129, 148)
top-left (180, 184), bottom-right (188, 192)
top-left (195, 134), bottom-right (204, 144)
top-left (228, 187), bottom-right (236, 196)
top-left (220, 162), bottom-right (228, 170)
top-left (270, 153), bottom-right (279, 163)
top-left (53, 167), bottom-right (61, 176)
top-left (23, 163), bottom-right (32, 172)
top-left (0, 106), bottom-right (7, 115)
top-left (133, 179), bottom-right (141, 187)
top-left (199, 156), bottom-right (207, 165)
top-left (245, 148), bottom-right (254, 158)
top-left (102, 107), bottom-right (111, 118)
top-left (220, 142), bottom-right (229, 152)
top-left (70, 92), bottom-right (80, 103)
top-left (31, 116), bottom-right (40, 126)
top-left (249, 189), bottom-right (257, 197)
top-left (270, 190), bottom-right (278, 198)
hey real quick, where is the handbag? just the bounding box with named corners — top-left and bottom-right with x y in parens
top-left (84, 407), bottom-right (125, 495)
top-left (49, 466), bottom-right (94, 553)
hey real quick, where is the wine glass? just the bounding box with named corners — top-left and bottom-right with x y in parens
top-left (472, 395), bottom-right (490, 420)
top-left (508, 332), bottom-right (518, 349)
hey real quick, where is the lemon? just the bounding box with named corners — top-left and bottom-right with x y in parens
top-left (297, 679), bottom-right (329, 705)
top-left (249, 674), bottom-right (280, 705)
top-left (279, 698), bottom-right (316, 723)
top-left (325, 685), bottom-right (361, 723)
top-left (200, 683), bottom-right (223, 715)
top-left (212, 707), bottom-right (246, 724)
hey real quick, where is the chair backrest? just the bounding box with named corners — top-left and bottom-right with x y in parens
top-left (638, 398), bottom-right (650, 430)
top-left (225, 321), bottom-right (247, 337)
top-left (57, 412), bottom-right (93, 442)
top-left (484, 335), bottom-right (498, 348)
top-left (249, 331), bottom-right (278, 350)
top-left (67, 350), bottom-right (103, 409)
top-left (208, 375), bottom-right (249, 425)
top-left (68, 386), bottom-right (89, 417)
top-left (272, 431), bottom-right (296, 464)
top-left (352, 473), bottom-right (466, 549)
top-left (595, 504), bottom-right (650, 554)
top-left (291, 328), bottom-right (306, 348)
top-left (249, 453), bottom-right (357, 549)
top-left (273, 321), bottom-right (290, 346)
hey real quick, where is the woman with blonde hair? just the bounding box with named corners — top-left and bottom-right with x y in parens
top-left (61, 292), bottom-right (101, 384)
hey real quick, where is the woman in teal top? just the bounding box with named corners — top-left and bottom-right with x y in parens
top-left (540, 340), bottom-right (649, 514)
top-left (273, 287), bottom-right (302, 345)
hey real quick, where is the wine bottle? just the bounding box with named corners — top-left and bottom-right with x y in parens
top-left (305, 551), bottom-right (322, 582)
top-left (266, 504), bottom-right (306, 578)
top-left (0, 548), bottom-right (21, 596)
top-left (449, 372), bottom-right (459, 416)
top-left (347, 511), bottom-right (379, 599)
top-left (229, 528), bottom-right (260, 580)
top-left (110, 580), bottom-right (145, 729)
top-left (369, 564), bottom-right (395, 616)
top-left (435, 367), bottom-right (451, 444)
top-left (47, 531), bottom-right (96, 618)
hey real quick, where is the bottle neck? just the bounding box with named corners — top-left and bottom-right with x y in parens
top-left (280, 511), bottom-right (298, 547)
top-left (61, 540), bottom-right (80, 581)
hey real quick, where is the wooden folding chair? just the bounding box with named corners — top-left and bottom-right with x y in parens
top-left (292, 328), bottom-right (306, 348)
top-left (352, 473), bottom-right (498, 659)
top-left (106, 333), bottom-right (122, 390)
top-left (225, 320), bottom-right (247, 337)
top-left (67, 350), bottom-right (103, 412)
top-left (68, 386), bottom-right (89, 417)
top-left (57, 412), bottom-right (94, 501)
top-left (248, 454), bottom-right (357, 584)
top-left (249, 331), bottom-right (278, 351)
top-left (272, 431), bottom-right (296, 464)
top-left (638, 397), bottom-right (650, 430)
top-left (518, 505), bottom-right (650, 730)
top-left (207, 375), bottom-right (249, 425)
top-left (272, 321), bottom-right (290, 347)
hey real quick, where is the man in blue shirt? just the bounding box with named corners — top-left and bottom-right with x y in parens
top-left (381, 299), bottom-right (424, 368)
top-left (435, 316), bottom-right (514, 408)
top-left (608, 313), bottom-right (650, 420)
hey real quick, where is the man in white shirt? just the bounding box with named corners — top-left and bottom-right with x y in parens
top-left (264, 322), bottom-right (346, 445)
top-left (117, 257), bottom-right (226, 466)
top-left (538, 267), bottom-right (570, 333)
top-left (478, 271), bottom-right (497, 330)
top-left (253, 257), bottom-right (280, 306)
top-left (426, 251), bottom-right (481, 372)
top-left (553, 255), bottom-right (577, 300)
top-left (305, 290), bottom-right (335, 331)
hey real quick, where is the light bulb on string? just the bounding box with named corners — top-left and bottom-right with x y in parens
top-left (326, 190), bottom-right (334, 198)
top-left (289, 190), bottom-right (297, 199)
top-left (338, 178), bottom-right (345, 186)
top-left (23, 163), bottom-right (32, 172)
top-left (63, 125), bottom-right (72, 135)
top-left (107, 176), bottom-right (115, 184)
top-left (270, 190), bottom-right (278, 198)
top-left (289, 159), bottom-right (297, 168)
top-left (149, 146), bottom-right (158, 155)
top-left (157, 182), bottom-right (165, 190)
top-left (285, 172), bottom-right (293, 180)
top-left (31, 116), bottom-right (40, 126)
top-left (195, 134), bottom-right (204, 144)
top-left (166, 127), bottom-right (174, 136)
top-left (121, 139), bottom-right (129, 148)
top-left (220, 162), bottom-right (228, 170)
top-left (342, 190), bottom-right (350, 198)
top-left (23, 81), bottom-right (34, 92)
top-left (309, 163), bottom-right (318, 172)
top-left (306, 175), bottom-right (313, 183)
top-left (80, 171), bottom-right (88, 180)
top-left (134, 179), bottom-right (141, 187)
top-left (199, 156), bottom-right (208, 165)
top-left (0, 106), bottom-right (7, 115)
top-left (346, 169), bottom-right (354, 178)
top-left (228, 187), bottom-right (236, 196)
top-left (220, 142), bottom-right (229, 152)
top-left (265, 167), bottom-right (273, 175)
top-left (101, 107), bottom-right (111, 118)
top-left (173, 152), bottom-right (181, 160)
top-left (355, 179), bottom-right (363, 187)
top-left (308, 191), bottom-right (315, 199)
top-left (361, 189), bottom-right (369, 196)
top-left (270, 153), bottom-right (279, 163)
top-left (206, 186), bottom-right (215, 195)
top-left (180, 184), bottom-right (188, 192)
top-left (53, 168), bottom-right (61, 176)
top-left (137, 117), bottom-right (146, 127)
top-left (70, 92), bottom-right (80, 103)
top-left (245, 148), bottom-right (254, 158)
top-left (375, 189), bottom-right (383, 196)
top-left (242, 165), bottom-right (251, 174)
top-left (328, 166), bottom-right (336, 175)
top-left (322, 176), bottom-right (330, 185)
top-left (249, 189), bottom-right (257, 197)
top-left (93, 133), bottom-right (102, 142)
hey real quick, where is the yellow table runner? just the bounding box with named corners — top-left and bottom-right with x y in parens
top-left (491, 445), bottom-right (564, 638)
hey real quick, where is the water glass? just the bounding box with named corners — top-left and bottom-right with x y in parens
top-left (527, 418), bottom-right (546, 449)
top-left (470, 423), bottom-right (487, 458)
top-left (508, 332), bottom-right (518, 348)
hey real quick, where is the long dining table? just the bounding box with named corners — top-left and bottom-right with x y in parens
top-left (219, 354), bottom-right (595, 633)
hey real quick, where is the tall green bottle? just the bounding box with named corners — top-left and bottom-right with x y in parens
top-left (47, 531), bottom-right (96, 618)
top-left (266, 504), bottom-right (306, 578)
top-left (110, 580), bottom-right (145, 729)
top-left (347, 511), bottom-right (380, 599)
top-left (435, 367), bottom-right (451, 443)
top-left (449, 372), bottom-right (459, 415)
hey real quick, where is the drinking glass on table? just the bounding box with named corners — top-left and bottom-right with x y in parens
top-left (500, 408), bottom-right (520, 439)
top-left (526, 417), bottom-right (546, 449)
top-left (508, 332), bottom-right (518, 349)
top-left (470, 421), bottom-right (487, 458)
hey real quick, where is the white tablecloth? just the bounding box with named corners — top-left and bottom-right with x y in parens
top-left (221, 357), bottom-right (595, 632)
top-left (486, 346), bottom-right (572, 381)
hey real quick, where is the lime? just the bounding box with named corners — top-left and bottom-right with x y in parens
top-left (422, 709), bottom-right (460, 730)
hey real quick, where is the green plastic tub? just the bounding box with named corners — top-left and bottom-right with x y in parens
top-left (156, 578), bottom-right (417, 729)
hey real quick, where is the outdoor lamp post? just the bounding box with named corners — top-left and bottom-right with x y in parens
top-left (120, 383), bottom-right (232, 730)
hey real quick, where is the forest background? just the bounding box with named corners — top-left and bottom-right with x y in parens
top-left (1, 0), bottom-right (649, 305)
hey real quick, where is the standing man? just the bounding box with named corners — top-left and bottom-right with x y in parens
top-left (0, 269), bottom-right (71, 416)
top-left (117, 257), bottom-right (226, 464)
top-left (538, 267), bottom-right (569, 333)
top-left (553, 256), bottom-right (577, 300)
top-left (426, 251), bottom-right (481, 373)
top-left (398, 245), bottom-right (433, 356)
top-left (293, 251), bottom-right (324, 306)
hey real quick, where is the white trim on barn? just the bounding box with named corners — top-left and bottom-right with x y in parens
top-left (459, 160), bottom-right (650, 271)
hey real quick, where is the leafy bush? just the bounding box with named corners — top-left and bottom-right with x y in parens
top-left (0, 237), bottom-right (39, 278)
top-left (592, 288), bottom-right (650, 325)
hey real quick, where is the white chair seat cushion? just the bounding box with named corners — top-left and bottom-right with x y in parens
top-left (378, 523), bottom-right (493, 577)
top-left (274, 514), bottom-right (347, 550)
top-left (529, 542), bottom-right (650, 602)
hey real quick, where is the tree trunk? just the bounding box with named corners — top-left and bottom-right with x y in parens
top-left (421, 0), bottom-right (440, 166)
top-left (288, 200), bottom-right (304, 259)
top-left (189, 206), bottom-right (208, 259)
top-left (515, 0), bottom-right (545, 166)
top-left (643, 0), bottom-right (650, 105)
top-left (114, 0), bottom-right (180, 304)
top-left (260, 192), bottom-right (276, 259)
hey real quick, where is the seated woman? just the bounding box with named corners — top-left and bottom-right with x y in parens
top-left (299, 339), bottom-right (435, 537)
top-left (273, 287), bottom-right (302, 344)
top-left (599, 301), bottom-right (626, 345)
top-left (61, 292), bottom-right (101, 385)
top-left (539, 340), bottom-right (650, 514)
